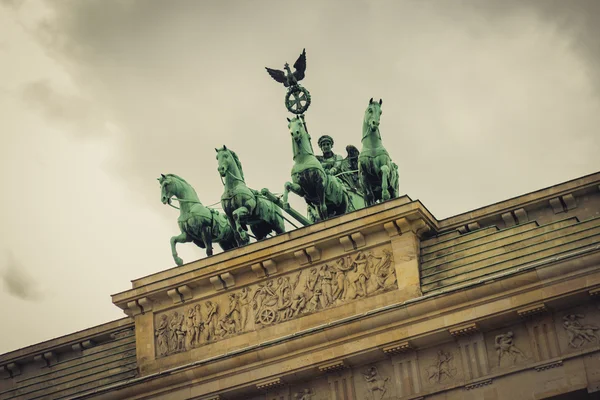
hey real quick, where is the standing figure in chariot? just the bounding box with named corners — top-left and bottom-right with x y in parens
top-left (316, 135), bottom-right (344, 175)
top-left (317, 136), bottom-right (362, 195)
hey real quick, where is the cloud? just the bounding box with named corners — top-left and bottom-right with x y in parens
top-left (463, 0), bottom-right (600, 94)
top-left (0, 0), bottom-right (25, 8)
top-left (20, 79), bottom-right (107, 138)
top-left (1, 251), bottom-right (42, 301)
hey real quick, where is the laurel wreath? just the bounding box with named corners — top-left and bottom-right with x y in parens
top-left (285, 86), bottom-right (311, 115)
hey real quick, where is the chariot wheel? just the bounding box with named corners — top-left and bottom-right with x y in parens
top-left (285, 86), bottom-right (311, 114)
top-left (259, 307), bottom-right (277, 325)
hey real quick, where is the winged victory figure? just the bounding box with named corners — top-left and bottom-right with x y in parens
top-left (265, 48), bottom-right (307, 88)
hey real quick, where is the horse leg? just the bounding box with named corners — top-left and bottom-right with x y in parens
top-left (359, 163), bottom-right (374, 206)
top-left (170, 232), bottom-right (191, 266)
top-left (380, 164), bottom-right (391, 201)
top-left (391, 162), bottom-right (400, 197)
top-left (318, 194), bottom-right (328, 221)
top-left (227, 215), bottom-right (242, 246)
top-left (283, 181), bottom-right (303, 208)
top-left (201, 226), bottom-right (213, 257)
top-left (233, 206), bottom-right (250, 244)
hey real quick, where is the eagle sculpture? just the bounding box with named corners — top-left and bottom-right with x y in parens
top-left (265, 48), bottom-right (307, 88)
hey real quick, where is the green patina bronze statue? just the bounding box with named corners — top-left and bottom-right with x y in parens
top-left (266, 49), bottom-right (311, 115)
top-left (316, 135), bottom-right (344, 174)
top-left (316, 136), bottom-right (362, 194)
top-left (359, 98), bottom-right (399, 205)
top-left (216, 146), bottom-right (286, 245)
top-left (283, 115), bottom-right (364, 222)
top-left (158, 174), bottom-right (237, 266)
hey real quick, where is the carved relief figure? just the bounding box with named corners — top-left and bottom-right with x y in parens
top-left (291, 293), bottom-right (307, 317)
top-left (351, 251), bottom-right (369, 298)
top-left (205, 301), bottom-right (219, 341)
top-left (293, 388), bottom-right (314, 400)
top-left (168, 311), bottom-right (186, 352)
top-left (276, 277), bottom-right (293, 319)
top-left (253, 280), bottom-right (280, 325)
top-left (193, 304), bottom-right (203, 345)
top-left (426, 350), bottom-right (456, 383)
top-left (225, 293), bottom-right (242, 332)
top-left (363, 366), bottom-right (389, 400)
top-left (186, 306), bottom-right (198, 347)
top-left (319, 264), bottom-right (334, 307)
top-left (239, 287), bottom-right (251, 330)
top-left (369, 249), bottom-right (395, 292)
top-left (155, 314), bottom-right (169, 356)
top-left (495, 331), bottom-right (526, 366)
top-left (563, 314), bottom-right (599, 348)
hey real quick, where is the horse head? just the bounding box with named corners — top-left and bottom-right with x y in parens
top-left (287, 115), bottom-right (308, 144)
top-left (158, 173), bottom-right (175, 204)
top-left (365, 98), bottom-right (383, 132)
top-left (216, 146), bottom-right (245, 181)
top-left (158, 173), bottom-right (197, 205)
top-left (287, 115), bottom-right (314, 157)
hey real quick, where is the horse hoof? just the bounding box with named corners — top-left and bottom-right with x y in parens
top-left (382, 191), bottom-right (391, 201)
top-left (174, 256), bottom-right (184, 266)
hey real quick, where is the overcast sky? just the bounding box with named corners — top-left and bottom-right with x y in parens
top-left (1, 0), bottom-right (599, 354)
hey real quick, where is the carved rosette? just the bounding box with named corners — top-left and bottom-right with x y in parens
top-left (153, 248), bottom-right (397, 358)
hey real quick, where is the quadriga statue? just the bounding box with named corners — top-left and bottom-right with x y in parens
top-left (158, 174), bottom-right (237, 265)
top-left (358, 98), bottom-right (399, 205)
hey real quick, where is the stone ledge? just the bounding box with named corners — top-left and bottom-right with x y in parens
top-left (449, 323), bottom-right (478, 337)
top-left (256, 377), bottom-right (284, 391)
top-left (517, 303), bottom-right (547, 318)
top-left (465, 378), bottom-right (493, 390)
top-left (318, 360), bottom-right (347, 373)
top-left (534, 360), bottom-right (563, 372)
top-left (381, 340), bottom-right (413, 355)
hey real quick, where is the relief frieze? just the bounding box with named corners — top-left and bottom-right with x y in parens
top-left (154, 248), bottom-right (396, 358)
top-left (563, 314), bottom-right (599, 348)
top-left (362, 366), bottom-right (389, 400)
top-left (425, 350), bottom-right (456, 384)
top-left (494, 331), bottom-right (527, 366)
